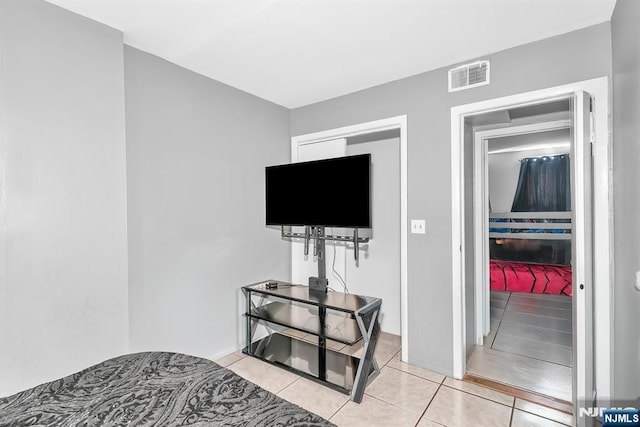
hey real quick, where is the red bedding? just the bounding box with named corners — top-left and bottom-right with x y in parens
top-left (490, 260), bottom-right (572, 296)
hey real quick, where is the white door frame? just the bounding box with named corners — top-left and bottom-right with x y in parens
top-left (451, 77), bottom-right (612, 402)
top-left (291, 115), bottom-right (409, 361)
top-left (473, 118), bottom-right (572, 342)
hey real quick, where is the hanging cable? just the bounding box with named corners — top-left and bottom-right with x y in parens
top-left (330, 228), bottom-right (349, 293)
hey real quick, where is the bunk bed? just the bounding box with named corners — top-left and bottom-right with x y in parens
top-left (489, 211), bottom-right (572, 296)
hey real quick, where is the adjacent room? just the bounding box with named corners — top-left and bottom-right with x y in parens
top-left (465, 101), bottom-right (575, 402)
top-left (1, 0), bottom-right (639, 426)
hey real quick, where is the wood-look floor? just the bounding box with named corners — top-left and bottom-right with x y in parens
top-left (467, 290), bottom-right (573, 402)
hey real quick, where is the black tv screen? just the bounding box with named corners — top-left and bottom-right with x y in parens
top-left (265, 154), bottom-right (371, 228)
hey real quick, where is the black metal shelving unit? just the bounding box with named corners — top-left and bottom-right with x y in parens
top-left (242, 280), bottom-right (382, 402)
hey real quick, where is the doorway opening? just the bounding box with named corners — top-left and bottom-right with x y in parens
top-left (450, 77), bottom-right (612, 422)
top-left (466, 100), bottom-right (574, 403)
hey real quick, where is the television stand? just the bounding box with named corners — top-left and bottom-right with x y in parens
top-left (242, 280), bottom-right (382, 403)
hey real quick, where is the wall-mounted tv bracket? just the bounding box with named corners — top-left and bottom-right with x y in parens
top-left (281, 225), bottom-right (369, 292)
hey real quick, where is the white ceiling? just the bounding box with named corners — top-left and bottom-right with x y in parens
top-left (44, 0), bottom-right (616, 108)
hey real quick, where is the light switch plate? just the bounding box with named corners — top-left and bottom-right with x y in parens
top-left (635, 271), bottom-right (640, 291)
top-left (411, 219), bottom-right (426, 234)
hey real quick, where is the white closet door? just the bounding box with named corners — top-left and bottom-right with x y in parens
top-left (291, 139), bottom-right (347, 286)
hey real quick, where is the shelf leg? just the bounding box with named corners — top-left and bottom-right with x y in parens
top-left (350, 307), bottom-right (381, 403)
top-left (318, 307), bottom-right (327, 381)
top-left (245, 289), bottom-right (253, 355)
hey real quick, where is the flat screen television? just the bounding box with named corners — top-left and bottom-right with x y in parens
top-left (265, 154), bottom-right (371, 228)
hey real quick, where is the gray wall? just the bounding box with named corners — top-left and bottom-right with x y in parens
top-left (124, 47), bottom-right (291, 359)
top-left (0, 0), bottom-right (129, 395)
top-left (611, 0), bottom-right (640, 401)
top-left (291, 23), bottom-right (612, 375)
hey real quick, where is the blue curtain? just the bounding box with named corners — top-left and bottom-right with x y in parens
top-left (511, 154), bottom-right (570, 212)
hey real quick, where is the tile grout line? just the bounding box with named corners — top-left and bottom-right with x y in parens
top-left (504, 309), bottom-right (573, 322)
top-left (491, 321), bottom-right (573, 351)
top-left (430, 371), bottom-right (570, 426)
top-left (274, 377), bottom-right (300, 395)
top-left (509, 404), bottom-right (515, 427)
top-left (506, 301), bottom-right (572, 312)
top-left (327, 398), bottom-right (350, 422)
top-left (488, 345), bottom-right (573, 367)
top-left (501, 312), bottom-right (572, 327)
top-left (495, 329), bottom-right (573, 349)
top-left (508, 366), bottom-right (516, 427)
top-left (491, 317), bottom-right (503, 349)
top-left (497, 323), bottom-right (573, 337)
top-left (439, 383), bottom-right (513, 408)
top-left (224, 358), bottom-right (242, 368)
top-left (306, 343), bottom-right (403, 422)
top-left (515, 402), bottom-right (574, 426)
top-left (464, 373), bottom-right (573, 411)
top-left (387, 349), bottom-right (521, 408)
top-left (324, 341), bottom-right (400, 423)
top-left (489, 299), bottom-right (573, 366)
top-left (478, 345), bottom-right (574, 370)
top-left (507, 298), bottom-right (573, 309)
top-left (508, 301), bottom-right (572, 308)
top-left (360, 392), bottom-right (421, 415)
top-left (355, 355), bottom-right (445, 425)
top-left (501, 309), bottom-right (573, 322)
top-left (490, 327), bottom-right (499, 347)
top-left (519, 411), bottom-right (573, 426)
top-left (385, 364), bottom-right (444, 385)
top-left (385, 348), bottom-right (448, 385)
top-left (505, 291), bottom-right (513, 307)
top-left (413, 378), bottom-right (445, 427)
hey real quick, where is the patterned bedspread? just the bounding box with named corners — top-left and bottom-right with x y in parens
top-left (0, 352), bottom-right (334, 426)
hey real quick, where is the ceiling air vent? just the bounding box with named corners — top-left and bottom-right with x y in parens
top-left (448, 60), bottom-right (490, 92)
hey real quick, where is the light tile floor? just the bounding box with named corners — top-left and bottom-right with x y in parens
top-left (217, 332), bottom-right (575, 427)
top-left (467, 291), bottom-right (573, 401)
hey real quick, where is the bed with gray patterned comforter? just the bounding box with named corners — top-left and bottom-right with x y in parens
top-left (0, 352), bottom-right (334, 426)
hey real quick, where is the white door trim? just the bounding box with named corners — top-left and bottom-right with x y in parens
top-left (291, 115), bottom-right (409, 361)
top-left (450, 77), bottom-right (612, 402)
top-left (473, 119), bottom-right (572, 342)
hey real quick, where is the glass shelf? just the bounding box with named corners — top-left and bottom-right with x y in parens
top-left (244, 333), bottom-right (366, 393)
top-left (244, 281), bottom-right (381, 314)
top-left (247, 301), bottom-right (362, 345)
